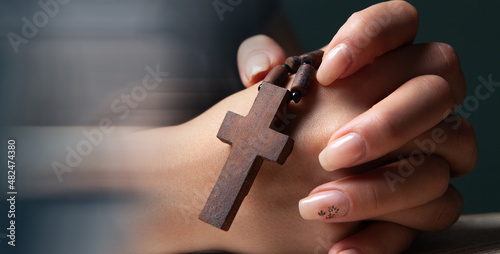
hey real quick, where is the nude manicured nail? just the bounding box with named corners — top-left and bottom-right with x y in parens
top-left (317, 43), bottom-right (352, 85)
top-left (245, 53), bottom-right (270, 82)
top-left (299, 190), bottom-right (349, 220)
top-left (319, 133), bottom-right (365, 171)
top-left (338, 249), bottom-right (361, 254)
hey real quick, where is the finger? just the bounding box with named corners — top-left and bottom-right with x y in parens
top-left (299, 156), bottom-right (450, 223)
top-left (329, 222), bottom-right (418, 254)
top-left (347, 115), bottom-right (478, 179)
top-left (237, 34), bottom-right (286, 87)
top-left (319, 75), bottom-right (454, 171)
top-left (374, 185), bottom-right (463, 232)
top-left (316, 42), bottom-right (467, 172)
top-left (385, 116), bottom-right (478, 178)
top-left (317, 1), bottom-right (419, 85)
top-left (329, 43), bottom-right (466, 110)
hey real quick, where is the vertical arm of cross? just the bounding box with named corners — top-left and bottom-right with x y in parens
top-left (199, 145), bottom-right (263, 230)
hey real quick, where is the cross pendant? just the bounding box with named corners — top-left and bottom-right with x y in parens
top-left (199, 82), bottom-right (294, 231)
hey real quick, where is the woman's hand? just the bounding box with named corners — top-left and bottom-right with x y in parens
top-left (236, 1), bottom-right (477, 253)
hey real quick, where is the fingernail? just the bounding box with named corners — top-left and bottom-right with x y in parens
top-left (319, 133), bottom-right (365, 171)
top-left (299, 190), bottom-right (349, 220)
top-left (338, 249), bottom-right (361, 254)
top-left (317, 43), bottom-right (352, 85)
top-left (245, 53), bottom-right (271, 82)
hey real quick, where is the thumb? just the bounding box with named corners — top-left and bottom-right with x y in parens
top-left (237, 35), bottom-right (286, 87)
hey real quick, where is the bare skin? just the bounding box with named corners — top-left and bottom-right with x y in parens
top-left (122, 84), bottom-right (362, 253)
top-left (235, 1), bottom-right (476, 253)
top-left (52, 1), bottom-right (476, 254)
top-left (120, 38), bottom-right (475, 252)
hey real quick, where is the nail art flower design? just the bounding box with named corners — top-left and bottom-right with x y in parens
top-left (318, 205), bottom-right (339, 219)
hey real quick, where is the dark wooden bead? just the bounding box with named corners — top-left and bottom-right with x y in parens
top-left (300, 50), bottom-right (324, 69)
top-left (263, 65), bottom-right (289, 87)
top-left (284, 56), bottom-right (301, 74)
top-left (289, 90), bottom-right (302, 104)
top-left (290, 63), bottom-right (315, 97)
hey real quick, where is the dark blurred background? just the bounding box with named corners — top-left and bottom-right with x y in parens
top-left (0, 0), bottom-right (499, 253)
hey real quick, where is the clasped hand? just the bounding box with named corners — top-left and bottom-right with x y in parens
top-left (234, 1), bottom-right (477, 253)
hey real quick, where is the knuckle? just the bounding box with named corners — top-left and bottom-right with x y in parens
top-left (366, 183), bottom-right (383, 214)
top-left (431, 42), bottom-right (466, 102)
top-left (347, 11), bottom-right (369, 35)
top-left (453, 117), bottom-right (478, 176)
top-left (368, 108), bottom-right (400, 144)
top-left (420, 74), bottom-right (455, 108)
top-left (391, 0), bottom-right (419, 24)
top-left (351, 181), bottom-right (383, 219)
top-left (428, 187), bottom-right (463, 232)
top-left (348, 11), bottom-right (365, 24)
top-left (340, 174), bottom-right (382, 217)
top-left (435, 42), bottom-right (459, 69)
top-left (344, 11), bottom-right (380, 54)
top-left (426, 156), bottom-right (451, 198)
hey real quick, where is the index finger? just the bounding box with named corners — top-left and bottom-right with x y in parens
top-left (317, 1), bottom-right (419, 85)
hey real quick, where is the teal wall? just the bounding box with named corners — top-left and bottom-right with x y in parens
top-left (283, 0), bottom-right (500, 214)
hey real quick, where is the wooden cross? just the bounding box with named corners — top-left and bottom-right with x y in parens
top-left (199, 82), bottom-right (294, 231)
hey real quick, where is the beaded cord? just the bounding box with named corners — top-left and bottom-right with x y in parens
top-left (258, 50), bottom-right (324, 103)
